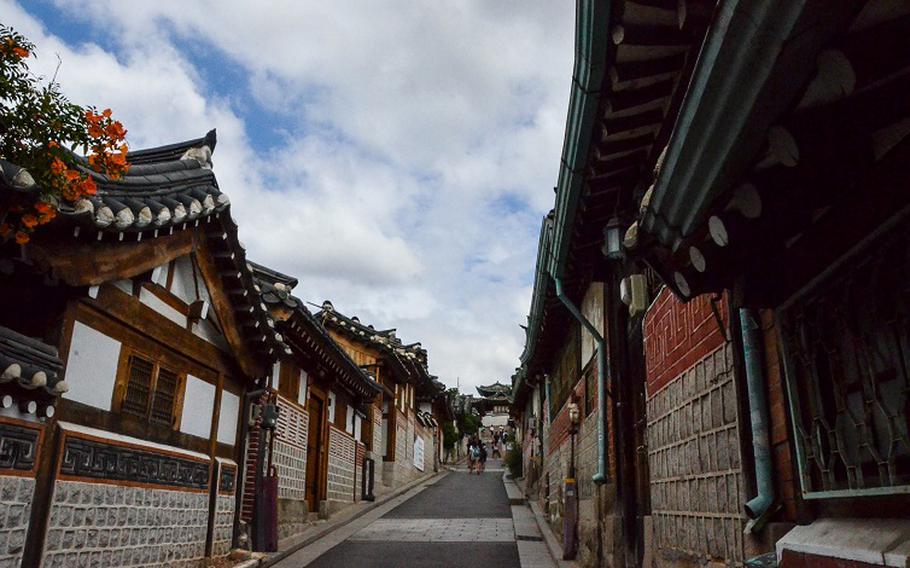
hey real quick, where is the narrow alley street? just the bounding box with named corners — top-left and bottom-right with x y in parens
top-left (273, 459), bottom-right (550, 568)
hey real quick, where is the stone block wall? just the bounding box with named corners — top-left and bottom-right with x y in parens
top-left (274, 395), bottom-right (309, 502)
top-left (0, 418), bottom-right (43, 567)
top-left (213, 460), bottom-right (237, 557)
top-left (327, 426), bottom-right (355, 506)
top-left (370, 404), bottom-right (384, 489)
top-left (645, 290), bottom-right (745, 567)
top-left (42, 481), bottom-right (210, 567)
top-left (0, 475), bottom-right (34, 566)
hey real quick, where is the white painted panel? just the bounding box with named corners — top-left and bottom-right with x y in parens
top-left (154, 263), bottom-right (169, 287)
top-left (180, 375), bottom-right (215, 439)
top-left (170, 255), bottom-right (213, 305)
top-left (139, 288), bottom-right (185, 327)
top-left (354, 414), bottom-right (362, 442)
top-left (580, 281), bottom-right (604, 366)
top-left (64, 322), bottom-right (121, 410)
top-left (327, 391), bottom-right (336, 423)
top-left (218, 391), bottom-right (240, 445)
top-left (346, 404), bottom-right (355, 435)
top-left (112, 279), bottom-right (132, 295)
top-left (194, 319), bottom-right (228, 351)
top-left (298, 370), bottom-right (308, 405)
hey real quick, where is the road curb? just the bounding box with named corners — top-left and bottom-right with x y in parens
top-left (257, 467), bottom-right (451, 568)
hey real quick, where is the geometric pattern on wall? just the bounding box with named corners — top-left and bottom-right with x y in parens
top-left (646, 342), bottom-right (746, 566)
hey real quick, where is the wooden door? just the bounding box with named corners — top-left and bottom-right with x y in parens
top-left (305, 394), bottom-right (325, 512)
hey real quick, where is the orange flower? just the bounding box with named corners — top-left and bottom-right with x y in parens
top-left (12, 46), bottom-right (28, 58)
top-left (102, 108), bottom-right (112, 118)
top-left (80, 176), bottom-right (97, 196)
top-left (48, 140), bottom-right (59, 149)
top-left (14, 231), bottom-right (29, 245)
top-left (35, 202), bottom-right (54, 214)
top-left (38, 209), bottom-right (57, 224)
top-left (21, 214), bottom-right (38, 229)
top-left (88, 124), bottom-right (103, 138)
top-left (50, 157), bottom-right (67, 176)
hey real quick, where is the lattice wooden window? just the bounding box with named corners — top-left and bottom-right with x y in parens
top-left (119, 353), bottom-right (183, 427)
top-left (122, 355), bottom-right (154, 418)
top-left (778, 224), bottom-right (910, 498)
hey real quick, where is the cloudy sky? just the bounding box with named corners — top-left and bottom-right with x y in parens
top-left (5, 1), bottom-right (574, 394)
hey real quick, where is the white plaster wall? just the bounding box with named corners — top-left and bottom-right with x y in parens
top-left (153, 262), bottom-right (169, 287)
top-left (218, 391), bottom-right (240, 445)
top-left (181, 375), bottom-right (214, 439)
top-left (169, 256), bottom-right (202, 305)
top-left (298, 370), bottom-right (308, 405)
top-left (327, 391), bottom-right (336, 423)
top-left (346, 404), bottom-right (355, 435)
top-left (112, 279), bottom-right (132, 295)
top-left (139, 288), bottom-right (185, 327)
top-left (580, 281), bottom-right (604, 367)
top-left (194, 319), bottom-right (229, 351)
top-left (64, 321), bottom-right (121, 410)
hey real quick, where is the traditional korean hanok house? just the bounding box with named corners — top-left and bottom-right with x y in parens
top-left (416, 376), bottom-right (447, 472)
top-left (511, 1), bottom-right (716, 566)
top-left (316, 302), bottom-right (438, 490)
top-left (474, 381), bottom-right (512, 431)
top-left (624, 2), bottom-right (910, 567)
top-left (0, 131), bottom-right (287, 567)
top-left (247, 264), bottom-right (381, 540)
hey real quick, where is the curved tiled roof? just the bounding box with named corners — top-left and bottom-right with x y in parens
top-left (251, 265), bottom-right (381, 401)
top-left (58, 130), bottom-right (228, 234)
top-left (0, 325), bottom-right (67, 401)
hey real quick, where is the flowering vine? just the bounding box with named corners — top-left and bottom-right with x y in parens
top-left (0, 25), bottom-right (130, 244)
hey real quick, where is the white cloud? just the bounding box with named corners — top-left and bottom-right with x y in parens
top-left (4, 0), bottom-right (574, 395)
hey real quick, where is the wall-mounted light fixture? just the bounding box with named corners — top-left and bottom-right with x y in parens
top-left (602, 217), bottom-right (625, 260)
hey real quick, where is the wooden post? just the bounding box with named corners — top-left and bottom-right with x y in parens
top-left (204, 373), bottom-right (224, 559)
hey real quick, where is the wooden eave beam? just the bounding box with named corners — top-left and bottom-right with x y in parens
top-left (27, 228), bottom-right (194, 287)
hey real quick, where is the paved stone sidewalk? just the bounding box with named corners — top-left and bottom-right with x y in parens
top-left (273, 460), bottom-right (560, 567)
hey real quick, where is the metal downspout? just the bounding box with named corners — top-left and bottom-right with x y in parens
top-left (740, 308), bottom-right (774, 531)
top-left (555, 277), bottom-right (607, 484)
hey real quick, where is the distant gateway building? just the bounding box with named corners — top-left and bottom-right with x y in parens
top-left (474, 382), bottom-right (510, 429)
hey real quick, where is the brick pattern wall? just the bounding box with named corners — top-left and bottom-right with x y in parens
top-left (274, 396), bottom-right (309, 502)
top-left (42, 481), bottom-right (211, 568)
top-left (327, 426), bottom-right (355, 504)
top-left (645, 290), bottom-right (728, 396)
top-left (0, 475), bottom-right (34, 566)
top-left (645, 290), bottom-right (745, 567)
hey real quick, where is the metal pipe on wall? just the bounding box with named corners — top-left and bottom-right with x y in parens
top-left (554, 277), bottom-right (607, 484)
top-left (739, 308), bottom-right (775, 530)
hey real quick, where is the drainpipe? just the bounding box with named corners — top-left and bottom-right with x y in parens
top-left (740, 308), bottom-right (774, 531)
top-left (554, 277), bottom-right (607, 484)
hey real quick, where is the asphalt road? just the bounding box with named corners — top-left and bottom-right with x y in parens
top-left (304, 461), bottom-right (519, 568)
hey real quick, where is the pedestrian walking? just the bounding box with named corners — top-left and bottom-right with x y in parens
top-left (478, 442), bottom-right (488, 473)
